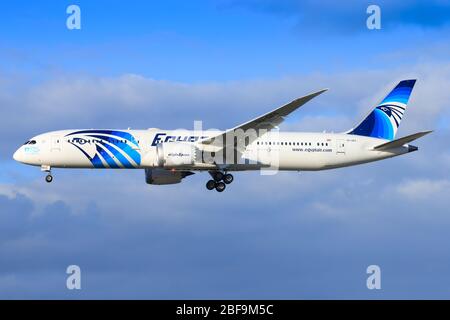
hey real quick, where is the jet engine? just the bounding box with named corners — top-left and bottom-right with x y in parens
top-left (142, 143), bottom-right (198, 168)
top-left (145, 168), bottom-right (194, 185)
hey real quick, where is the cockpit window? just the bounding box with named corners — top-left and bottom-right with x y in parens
top-left (29, 140), bottom-right (37, 145)
top-left (23, 141), bottom-right (30, 145)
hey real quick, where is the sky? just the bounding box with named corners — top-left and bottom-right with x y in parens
top-left (0, 0), bottom-right (450, 299)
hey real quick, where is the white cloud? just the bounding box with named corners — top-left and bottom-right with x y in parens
top-left (2, 62), bottom-right (449, 224)
top-left (395, 179), bottom-right (450, 200)
top-left (1, 63), bottom-right (449, 158)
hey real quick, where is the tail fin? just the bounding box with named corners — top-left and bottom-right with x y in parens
top-left (348, 79), bottom-right (416, 140)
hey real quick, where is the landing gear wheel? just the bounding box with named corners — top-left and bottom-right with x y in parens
top-left (45, 174), bottom-right (53, 183)
top-left (215, 181), bottom-right (226, 192)
top-left (223, 174), bottom-right (234, 184)
top-left (206, 180), bottom-right (216, 190)
top-left (213, 172), bottom-right (224, 182)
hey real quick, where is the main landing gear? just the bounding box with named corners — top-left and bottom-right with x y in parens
top-left (206, 171), bottom-right (234, 192)
top-left (41, 165), bottom-right (53, 183)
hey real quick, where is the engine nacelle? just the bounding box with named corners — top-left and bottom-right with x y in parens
top-left (145, 168), bottom-right (194, 185)
top-left (142, 143), bottom-right (197, 168)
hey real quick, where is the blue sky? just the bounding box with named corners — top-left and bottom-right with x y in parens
top-left (1, 0), bottom-right (450, 299)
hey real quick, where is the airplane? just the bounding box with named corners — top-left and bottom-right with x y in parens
top-left (13, 79), bottom-right (431, 192)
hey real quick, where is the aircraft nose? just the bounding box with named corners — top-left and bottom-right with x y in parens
top-left (13, 148), bottom-right (23, 162)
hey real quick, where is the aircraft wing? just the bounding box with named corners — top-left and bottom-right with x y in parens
top-left (199, 88), bottom-right (328, 147)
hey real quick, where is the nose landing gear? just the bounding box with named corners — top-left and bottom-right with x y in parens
top-left (41, 165), bottom-right (53, 183)
top-left (206, 171), bottom-right (233, 192)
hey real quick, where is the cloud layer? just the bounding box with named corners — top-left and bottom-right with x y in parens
top-left (2, 153), bottom-right (450, 298)
top-left (1, 61), bottom-right (450, 298)
top-left (3, 61), bottom-right (450, 158)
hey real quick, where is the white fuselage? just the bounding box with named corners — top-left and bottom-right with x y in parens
top-left (13, 128), bottom-right (411, 171)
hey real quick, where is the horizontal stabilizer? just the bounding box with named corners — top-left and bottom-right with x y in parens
top-left (373, 131), bottom-right (432, 151)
